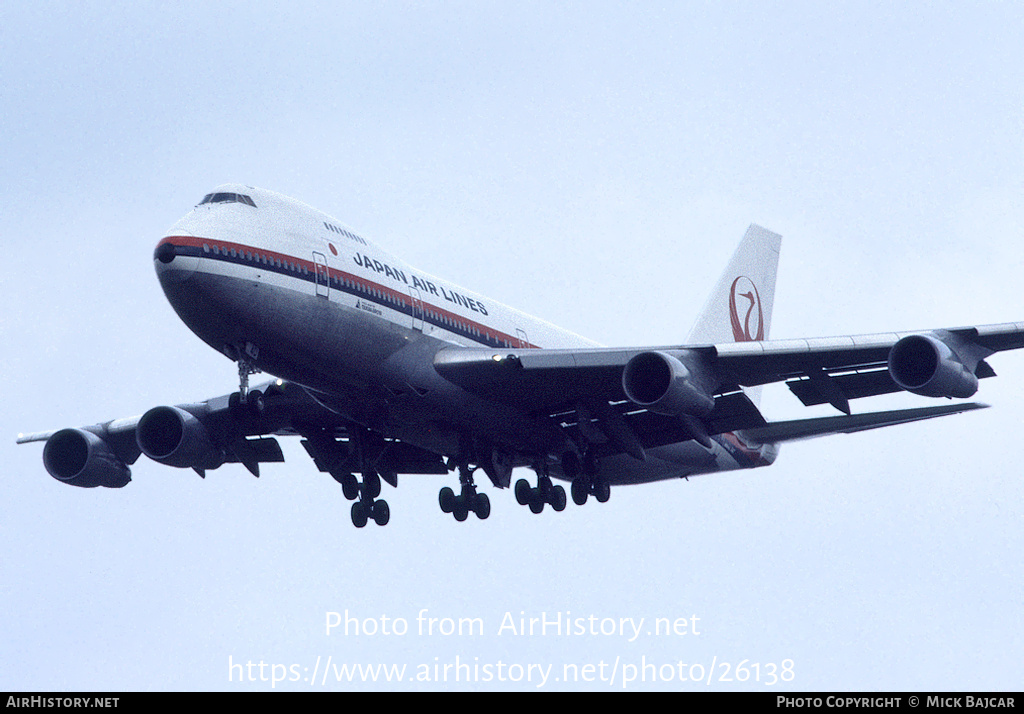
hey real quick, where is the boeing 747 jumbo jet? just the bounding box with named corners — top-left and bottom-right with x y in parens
top-left (18, 185), bottom-right (1024, 527)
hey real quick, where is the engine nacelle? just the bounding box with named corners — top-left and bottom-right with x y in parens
top-left (136, 406), bottom-right (225, 470)
top-left (622, 351), bottom-right (716, 416)
top-left (887, 334), bottom-right (979, 398)
top-left (42, 428), bottom-right (131, 488)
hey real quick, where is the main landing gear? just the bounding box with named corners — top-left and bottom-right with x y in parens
top-left (515, 466), bottom-right (566, 514)
top-left (513, 452), bottom-right (610, 514)
top-left (302, 424), bottom-right (392, 529)
top-left (339, 429), bottom-right (391, 528)
top-left (570, 476), bottom-right (611, 506)
top-left (343, 469), bottom-right (390, 528)
top-left (439, 463), bottom-right (490, 522)
top-left (563, 451), bottom-right (611, 507)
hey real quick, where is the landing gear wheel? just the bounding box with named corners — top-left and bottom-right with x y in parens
top-left (551, 485), bottom-right (567, 512)
top-left (594, 480), bottom-right (611, 503)
top-left (515, 479), bottom-right (531, 506)
top-left (439, 487), bottom-right (455, 513)
top-left (538, 476), bottom-right (553, 501)
top-left (371, 499), bottom-right (390, 526)
top-left (517, 466), bottom-right (569, 514)
top-left (362, 471), bottom-right (381, 499)
top-left (453, 497), bottom-right (469, 522)
top-left (442, 459), bottom-right (491, 523)
top-left (351, 501), bottom-right (368, 528)
top-left (248, 390), bottom-right (265, 416)
top-left (340, 474), bottom-right (359, 501)
top-left (571, 478), bottom-right (589, 506)
top-left (474, 493), bottom-right (490, 520)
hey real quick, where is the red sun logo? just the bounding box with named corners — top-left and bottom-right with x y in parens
top-left (729, 276), bottom-right (764, 342)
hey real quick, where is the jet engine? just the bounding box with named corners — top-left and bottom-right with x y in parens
top-left (887, 334), bottom-right (979, 398)
top-left (42, 428), bottom-right (131, 488)
top-left (136, 406), bottom-right (225, 470)
top-left (621, 351), bottom-right (716, 416)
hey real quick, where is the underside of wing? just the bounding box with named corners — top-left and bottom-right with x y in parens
top-left (709, 324), bottom-right (1024, 412)
top-left (18, 380), bottom-right (447, 488)
top-left (433, 321), bottom-right (1024, 460)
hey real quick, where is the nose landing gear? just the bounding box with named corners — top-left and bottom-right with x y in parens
top-left (226, 346), bottom-right (265, 418)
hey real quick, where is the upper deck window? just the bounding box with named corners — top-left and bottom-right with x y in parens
top-left (199, 192), bottom-right (257, 207)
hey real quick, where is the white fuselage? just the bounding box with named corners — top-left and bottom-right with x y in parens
top-left (155, 185), bottom-right (777, 484)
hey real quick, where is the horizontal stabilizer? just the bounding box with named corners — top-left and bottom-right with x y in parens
top-left (740, 402), bottom-right (988, 444)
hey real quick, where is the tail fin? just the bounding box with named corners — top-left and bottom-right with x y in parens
top-left (686, 224), bottom-right (782, 345)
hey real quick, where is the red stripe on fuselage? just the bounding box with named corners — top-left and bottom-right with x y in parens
top-left (157, 235), bottom-right (536, 349)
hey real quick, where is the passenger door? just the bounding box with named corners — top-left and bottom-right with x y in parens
top-left (408, 287), bottom-right (425, 331)
top-left (313, 252), bottom-right (330, 298)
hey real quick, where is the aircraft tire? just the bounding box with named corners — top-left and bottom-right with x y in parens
top-left (515, 479), bottom-right (531, 505)
top-left (372, 499), bottom-right (390, 526)
top-left (594, 480), bottom-right (610, 503)
top-left (363, 471), bottom-right (381, 499)
top-left (453, 497), bottom-right (469, 522)
top-left (529, 495), bottom-right (544, 514)
top-left (538, 476), bottom-right (552, 501)
top-left (571, 479), bottom-right (588, 506)
top-left (439, 487), bottom-right (455, 513)
top-left (474, 493), bottom-right (490, 520)
top-left (341, 474), bottom-right (359, 501)
top-left (551, 485), bottom-right (566, 512)
top-left (248, 390), bottom-right (265, 416)
top-left (351, 501), bottom-right (368, 528)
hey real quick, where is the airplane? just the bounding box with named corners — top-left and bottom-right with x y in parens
top-left (18, 184), bottom-right (1024, 527)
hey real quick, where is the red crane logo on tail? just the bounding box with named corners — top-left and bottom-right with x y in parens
top-left (729, 276), bottom-right (764, 342)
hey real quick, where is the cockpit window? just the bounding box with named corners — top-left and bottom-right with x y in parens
top-left (199, 192), bottom-right (257, 207)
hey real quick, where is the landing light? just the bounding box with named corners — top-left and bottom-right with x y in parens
top-left (492, 354), bottom-right (522, 367)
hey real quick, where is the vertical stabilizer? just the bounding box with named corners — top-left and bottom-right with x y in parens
top-left (686, 224), bottom-right (782, 345)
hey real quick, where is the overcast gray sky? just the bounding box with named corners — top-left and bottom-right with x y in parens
top-left (2, 1), bottom-right (1022, 691)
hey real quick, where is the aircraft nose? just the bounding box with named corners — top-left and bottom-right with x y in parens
top-left (154, 241), bottom-right (176, 263)
top-left (154, 235), bottom-right (199, 283)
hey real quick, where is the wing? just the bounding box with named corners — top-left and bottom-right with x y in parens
top-left (17, 380), bottom-right (447, 489)
top-left (433, 321), bottom-right (1024, 453)
top-left (740, 402), bottom-right (989, 443)
top-left (711, 323), bottom-right (1024, 412)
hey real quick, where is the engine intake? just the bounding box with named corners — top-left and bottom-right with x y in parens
top-left (43, 428), bottom-right (131, 488)
top-left (888, 334), bottom-right (979, 398)
top-left (622, 351), bottom-right (715, 416)
top-left (136, 406), bottom-right (224, 470)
